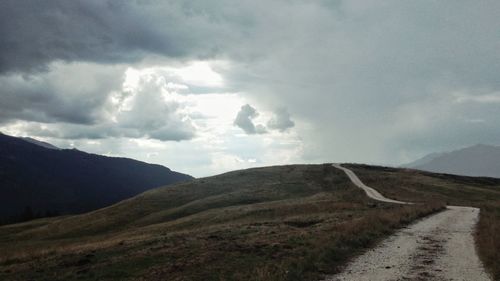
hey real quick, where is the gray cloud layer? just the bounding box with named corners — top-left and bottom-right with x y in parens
top-left (0, 0), bottom-right (241, 73)
top-left (0, 62), bottom-right (194, 141)
top-left (0, 63), bottom-right (123, 124)
top-left (223, 0), bottom-right (500, 163)
top-left (1, 0), bottom-right (499, 165)
top-left (267, 108), bottom-right (295, 132)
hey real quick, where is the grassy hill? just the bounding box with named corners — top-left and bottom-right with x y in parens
top-left (0, 164), bottom-right (443, 281)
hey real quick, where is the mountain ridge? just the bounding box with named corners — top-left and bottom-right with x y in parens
top-left (20, 137), bottom-right (61, 150)
top-left (0, 133), bottom-right (193, 223)
top-left (404, 144), bottom-right (500, 178)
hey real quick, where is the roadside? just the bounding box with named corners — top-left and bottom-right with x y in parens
top-left (323, 205), bottom-right (489, 280)
top-left (345, 164), bottom-right (500, 280)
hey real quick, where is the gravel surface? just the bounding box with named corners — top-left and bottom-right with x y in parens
top-left (325, 164), bottom-right (491, 281)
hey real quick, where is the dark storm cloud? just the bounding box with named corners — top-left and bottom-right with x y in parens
top-left (0, 0), bottom-right (241, 74)
top-left (0, 0), bottom-right (214, 142)
top-left (234, 104), bottom-right (266, 135)
top-left (1, 0), bottom-right (500, 165)
top-left (0, 63), bottom-right (124, 124)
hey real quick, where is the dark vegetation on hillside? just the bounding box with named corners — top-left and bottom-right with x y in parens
top-left (346, 163), bottom-right (500, 280)
top-left (0, 133), bottom-right (192, 225)
top-left (0, 164), bottom-right (443, 281)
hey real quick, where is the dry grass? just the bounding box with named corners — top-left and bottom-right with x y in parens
top-left (0, 164), bottom-right (443, 281)
top-left (477, 202), bottom-right (500, 280)
top-left (345, 163), bottom-right (500, 280)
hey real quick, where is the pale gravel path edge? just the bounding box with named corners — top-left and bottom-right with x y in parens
top-left (322, 163), bottom-right (492, 281)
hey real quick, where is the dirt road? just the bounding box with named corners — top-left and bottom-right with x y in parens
top-left (325, 164), bottom-right (491, 281)
top-left (332, 164), bottom-right (409, 204)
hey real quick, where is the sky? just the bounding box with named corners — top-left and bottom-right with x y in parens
top-left (1, 0), bottom-right (499, 177)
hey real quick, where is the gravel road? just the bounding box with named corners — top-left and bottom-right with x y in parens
top-left (332, 164), bottom-right (409, 204)
top-left (324, 164), bottom-right (491, 281)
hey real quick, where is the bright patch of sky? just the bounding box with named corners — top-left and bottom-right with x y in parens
top-left (1, 60), bottom-right (302, 177)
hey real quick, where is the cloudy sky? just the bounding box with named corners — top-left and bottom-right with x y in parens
top-left (1, 1), bottom-right (499, 177)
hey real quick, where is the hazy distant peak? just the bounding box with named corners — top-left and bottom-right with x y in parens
top-left (447, 144), bottom-right (499, 156)
top-left (403, 152), bottom-right (445, 168)
top-left (406, 144), bottom-right (500, 178)
top-left (468, 143), bottom-right (498, 150)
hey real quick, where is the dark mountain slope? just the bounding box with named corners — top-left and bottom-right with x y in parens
top-left (20, 137), bottom-right (60, 150)
top-left (0, 133), bottom-right (192, 221)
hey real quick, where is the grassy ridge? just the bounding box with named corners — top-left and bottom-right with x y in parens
top-left (0, 164), bottom-right (443, 280)
top-left (345, 164), bottom-right (500, 280)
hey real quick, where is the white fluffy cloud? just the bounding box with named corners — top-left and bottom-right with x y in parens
top-left (0, 61), bottom-right (302, 176)
top-left (0, 62), bottom-right (195, 141)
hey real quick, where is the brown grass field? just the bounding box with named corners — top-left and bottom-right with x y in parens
top-left (0, 164), bottom-right (444, 281)
top-left (345, 164), bottom-right (500, 280)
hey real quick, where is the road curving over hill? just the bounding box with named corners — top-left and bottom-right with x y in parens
top-left (325, 164), bottom-right (491, 281)
top-left (331, 164), bottom-right (410, 204)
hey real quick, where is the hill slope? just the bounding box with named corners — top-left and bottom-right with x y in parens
top-left (0, 164), bottom-right (442, 281)
top-left (404, 144), bottom-right (500, 178)
top-left (0, 133), bottom-right (192, 222)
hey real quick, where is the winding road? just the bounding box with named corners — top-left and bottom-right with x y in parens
top-left (332, 164), bottom-right (410, 205)
top-left (325, 164), bottom-right (491, 281)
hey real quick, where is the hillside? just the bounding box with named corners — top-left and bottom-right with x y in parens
top-left (404, 144), bottom-right (500, 178)
top-left (2, 164), bottom-right (499, 280)
top-left (0, 164), bottom-right (442, 281)
top-left (0, 133), bottom-right (192, 223)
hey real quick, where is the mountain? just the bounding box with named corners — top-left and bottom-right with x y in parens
top-left (404, 144), bottom-right (500, 178)
top-left (0, 133), bottom-right (193, 222)
top-left (21, 137), bottom-right (60, 150)
top-left (403, 152), bottom-right (444, 168)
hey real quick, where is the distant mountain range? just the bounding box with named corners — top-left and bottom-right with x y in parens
top-left (0, 133), bottom-right (193, 223)
top-left (404, 144), bottom-right (500, 178)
